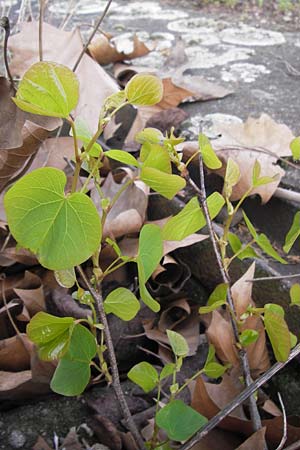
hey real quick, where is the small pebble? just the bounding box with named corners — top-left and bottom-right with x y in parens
top-left (8, 430), bottom-right (26, 449)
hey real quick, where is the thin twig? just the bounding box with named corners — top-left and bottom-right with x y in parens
top-left (248, 273), bottom-right (300, 282)
top-left (275, 187), bottom-right (300, 205)
top-left (72, 0), bottom-right (113, 72)
top-left (0, 17), bottom-right (14, 88)
top-left (275, 393), bottom-right (287, 450)
top-left (180, 342), bottom-right (300, 450)
top-left (38, 0), bottom-right (44, 61)
top-left (76, 266), bottom-right (146, 450)
top-left (185, 154), bottom-right (264, 438)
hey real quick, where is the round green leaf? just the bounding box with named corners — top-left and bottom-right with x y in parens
top-left (125, 74), bottom-right (163, 106)
top-left (128, 361), bottom-right (158, 393)
top-left (167, 330), bottom-right (189, 357)
top-left (104, 287), bottom-right (140, 321)
top-left (13, 61), bottom-right (79, 118)
top-left (140, 166), bottom-right (186, 200)
top-left (4, 167), bottom-right (101, 270)
top-left (156, 400), bottom-right (207, 441)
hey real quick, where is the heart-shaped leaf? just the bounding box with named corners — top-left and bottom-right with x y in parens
top-left (125, 74), bottom-right (163, 106)
top-left (198, 133), bottom-right (222, 170)
top-left (140, 167), bottom-right (186, 200)
top-left (128, 361), bottom-right (159, 393)
top-left (104, 287), bottom-right (140, 321)
top-left (4, 167), bottom-right (101, 270)
top-left (13, 61), bottom-right (79, 118)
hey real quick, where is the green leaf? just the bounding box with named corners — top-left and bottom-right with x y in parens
top-left (264, 309), bottom-right (291, 362)
top-left (140, 166), bottom-right (186, 200)
top-left (50, 323), bottom-right (97, 396)
top-left (205, 344), bottom-right (216, 365)
top-left (198, 133), bottom-right (222, 170)
top-left (104, 287), bottom-right (140, 321)
top-left (256, 234), bottom-right (286, 264)
top-left (135, 127), bottom-right (164, 145)
top-left (290, 283), bottom-right (300, 306)
top-left (223, 158), bottom-right (240, 198)
top-left (4, 168), bottom-right (101, 270)
top-left (156, 400), bottom-right (207, 441)
top-left (203, 362), bottom-right (227, 379)
top-left (13, 62), bottom-right (79, 118)
top-left (125, 74), bottom-right (163, 106)
top-left (239, 329), bottom-right (259, 347)
top-left (143, 144), bottom-right (171, 173)
top-left (290, 137), bottom-right (300, 161)
top-left (252, 160), bottom-right (276, 187)
top-left (228, 233), bottom-right (258, 260)
top-left (160, 363), bottom-right (176, 381)
top-left (283, 212), bottom-right (300, 253)
top-left (207, 283), bottom-right (228, 306)
top-left (264, 303), bottom-right (285, 317)
top-left (199, 300), bottom-right (226, 314)
top-left (243, 212), bottom-right (286, 264)
top-left (290, 332), bottom-right (298, 348)
top-left (128, 362), bottom-right (158, 393)
top-left (27, 312), bottom-right (75, 360)
top-left (162, 193), bottom-right (225, 241)
top-left (54, 268), bottom-right (76, 288)
top-left (105, 150), bottom-right (139, 167)
top-left (137, 224), bottom-right (162, 312)
top-left (72, 118), bottom-right (102, 157)
top-left (167, 330), bottom-right (189, 357)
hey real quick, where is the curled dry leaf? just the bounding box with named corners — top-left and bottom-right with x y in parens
top-left (180, 114), bottom-right (294, 203)
top-left (89, 33), bottom-right (150, 66)
top-left (0, 334), bottom-right (32, 371)
top-left (151, 255), bottom-right (191, 295)
top-left (9, 22), bottom-right (118, 132)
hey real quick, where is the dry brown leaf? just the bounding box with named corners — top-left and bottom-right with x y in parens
top-left (92, 172), bottom-right (149, 239)
top-left (89, 34), bottom-right (150, 66)
top-left (14, 284), bottom-right (45, 317)
top-left (32, 436), bottom-right (53, 450)
top-left (151, 255), bottom-right (191, 295)
top-left (9, 22), bottom-right (118, 132)
top-left (0, 246), bottom-right (37, 267)
top-left (191, 428), bottom-right (243, 450)
top-left (231, 263), bottom-right (270, 375)
top-left (205, 309), bottom-right (239, 367)
top-left (235, 428), bottom-right (267, 450)
top-left (0, 271), bottom-right (42, 304)
top-left (180, 114), bottom-right (294, 203)
top-left (61, 428), bottom-right (83, 450)
top-left (0, 334), bottom-right (31, 371)
top-left (31, 136), bottom-right (75, 171)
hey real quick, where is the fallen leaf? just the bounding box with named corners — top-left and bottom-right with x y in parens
top-left (151, 255), bottom-right (191, 295)
top-left (32, 436), bottom-right (53, 450)
top-left (0, 334), bottom-right (31, 371)
top-left (89, 33), bottom-right (150, 66)
top-left (235, 427), bottom-right (267, 450)
top-left (61, 428), bottom-right (83, 450)
top-left (14, 283), bottom-right (45, 317)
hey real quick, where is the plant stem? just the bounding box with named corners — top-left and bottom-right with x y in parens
top-left (77, 266), bottom-right (146, 450)
top-left (180, 342), bottom-right (300, 450)
top-left (68, 118), bottom-right (81, 193)
top-left (0, 17), bottom-right (14, 87)
top-left (38, 0), bottom-right (44, 61)
top-left (72, 0), bottom-right (113, 72)
top-left (185, 156), bottom-right (264, 438)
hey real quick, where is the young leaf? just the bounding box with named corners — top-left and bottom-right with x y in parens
top-left (54, 268), bottom-right (76, 288)
top-left (162, 193), bottom-right (225, 241)
top-left (104, 287), bottom-right (140, 321)
top-left (160, 363), bottom-right (176, 381)
top-left (264, 309), bottom-right (291, 362)
top-left (4, 167), bottom-right (101, 270)
top-left (207, 283), bottom-right (228, 306)
top-left (125, 74), bottom-right (163, 106)
top-left (264, 303), bottom-right (285, 317)
top-left (228, 233), bottom-right (258, 260)
top-left (203, 362), bottom-right (227, 379)
top-left (27, 312), bottom-right (75, 361)
top-left (156, 400), bottom-right (207, 441)
top-left (140, 166), bottom-right (186, 200)
top-left (127, 362), bottom-right (159, 393)
top-left (198, 133), bottom-right (222, 170)
top-left (143, 144), bottom-right (171, 173)
top-left (105, 150), bottom-right (139, 167)
top-left (137, 224), bottom-right (163, 312)
top-left (50, 323), bottom-right (97, 396)
top-left (199, 300), bottom-right (226, 314)
top-left (13, 62), bottom-right (79, 118)
top-left (283, 211), bottom-right (300, 253)
top-left (290, 136), bottom-right (300, 161)
top-left (239, 329), bottom-right (259, 347)
top-left (135, 127), bottom-right (164, 145)
top-left (243, 211), bottom-right (286, 264)
top-left (167, 330), bottom-right (189, 357)
top-left (252, 160), bottom-right (276, 187)
top-left (223, 158), bottom-right (240, 199)
top-left (290, 283), bottom-right (300, 307)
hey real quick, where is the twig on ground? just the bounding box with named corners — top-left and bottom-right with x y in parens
top-left (274, 187), bottom-right (300, 205)
top-left (38, 0), bottom-right (44, 61)
top-left (275, 393), bottom-right (287, 450)
top-left (180, 342), bottom-right (300, 450)
top-left (185, 154), bottom-right (265, 439)
top-left (72, 0), bottom-right (113, 72)
top-left (0, 16), bottom-right (14, 87)
top-left (248, 273), bottom-right (300, 282)
top-left (76, 266), bottom-right (146, 450)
